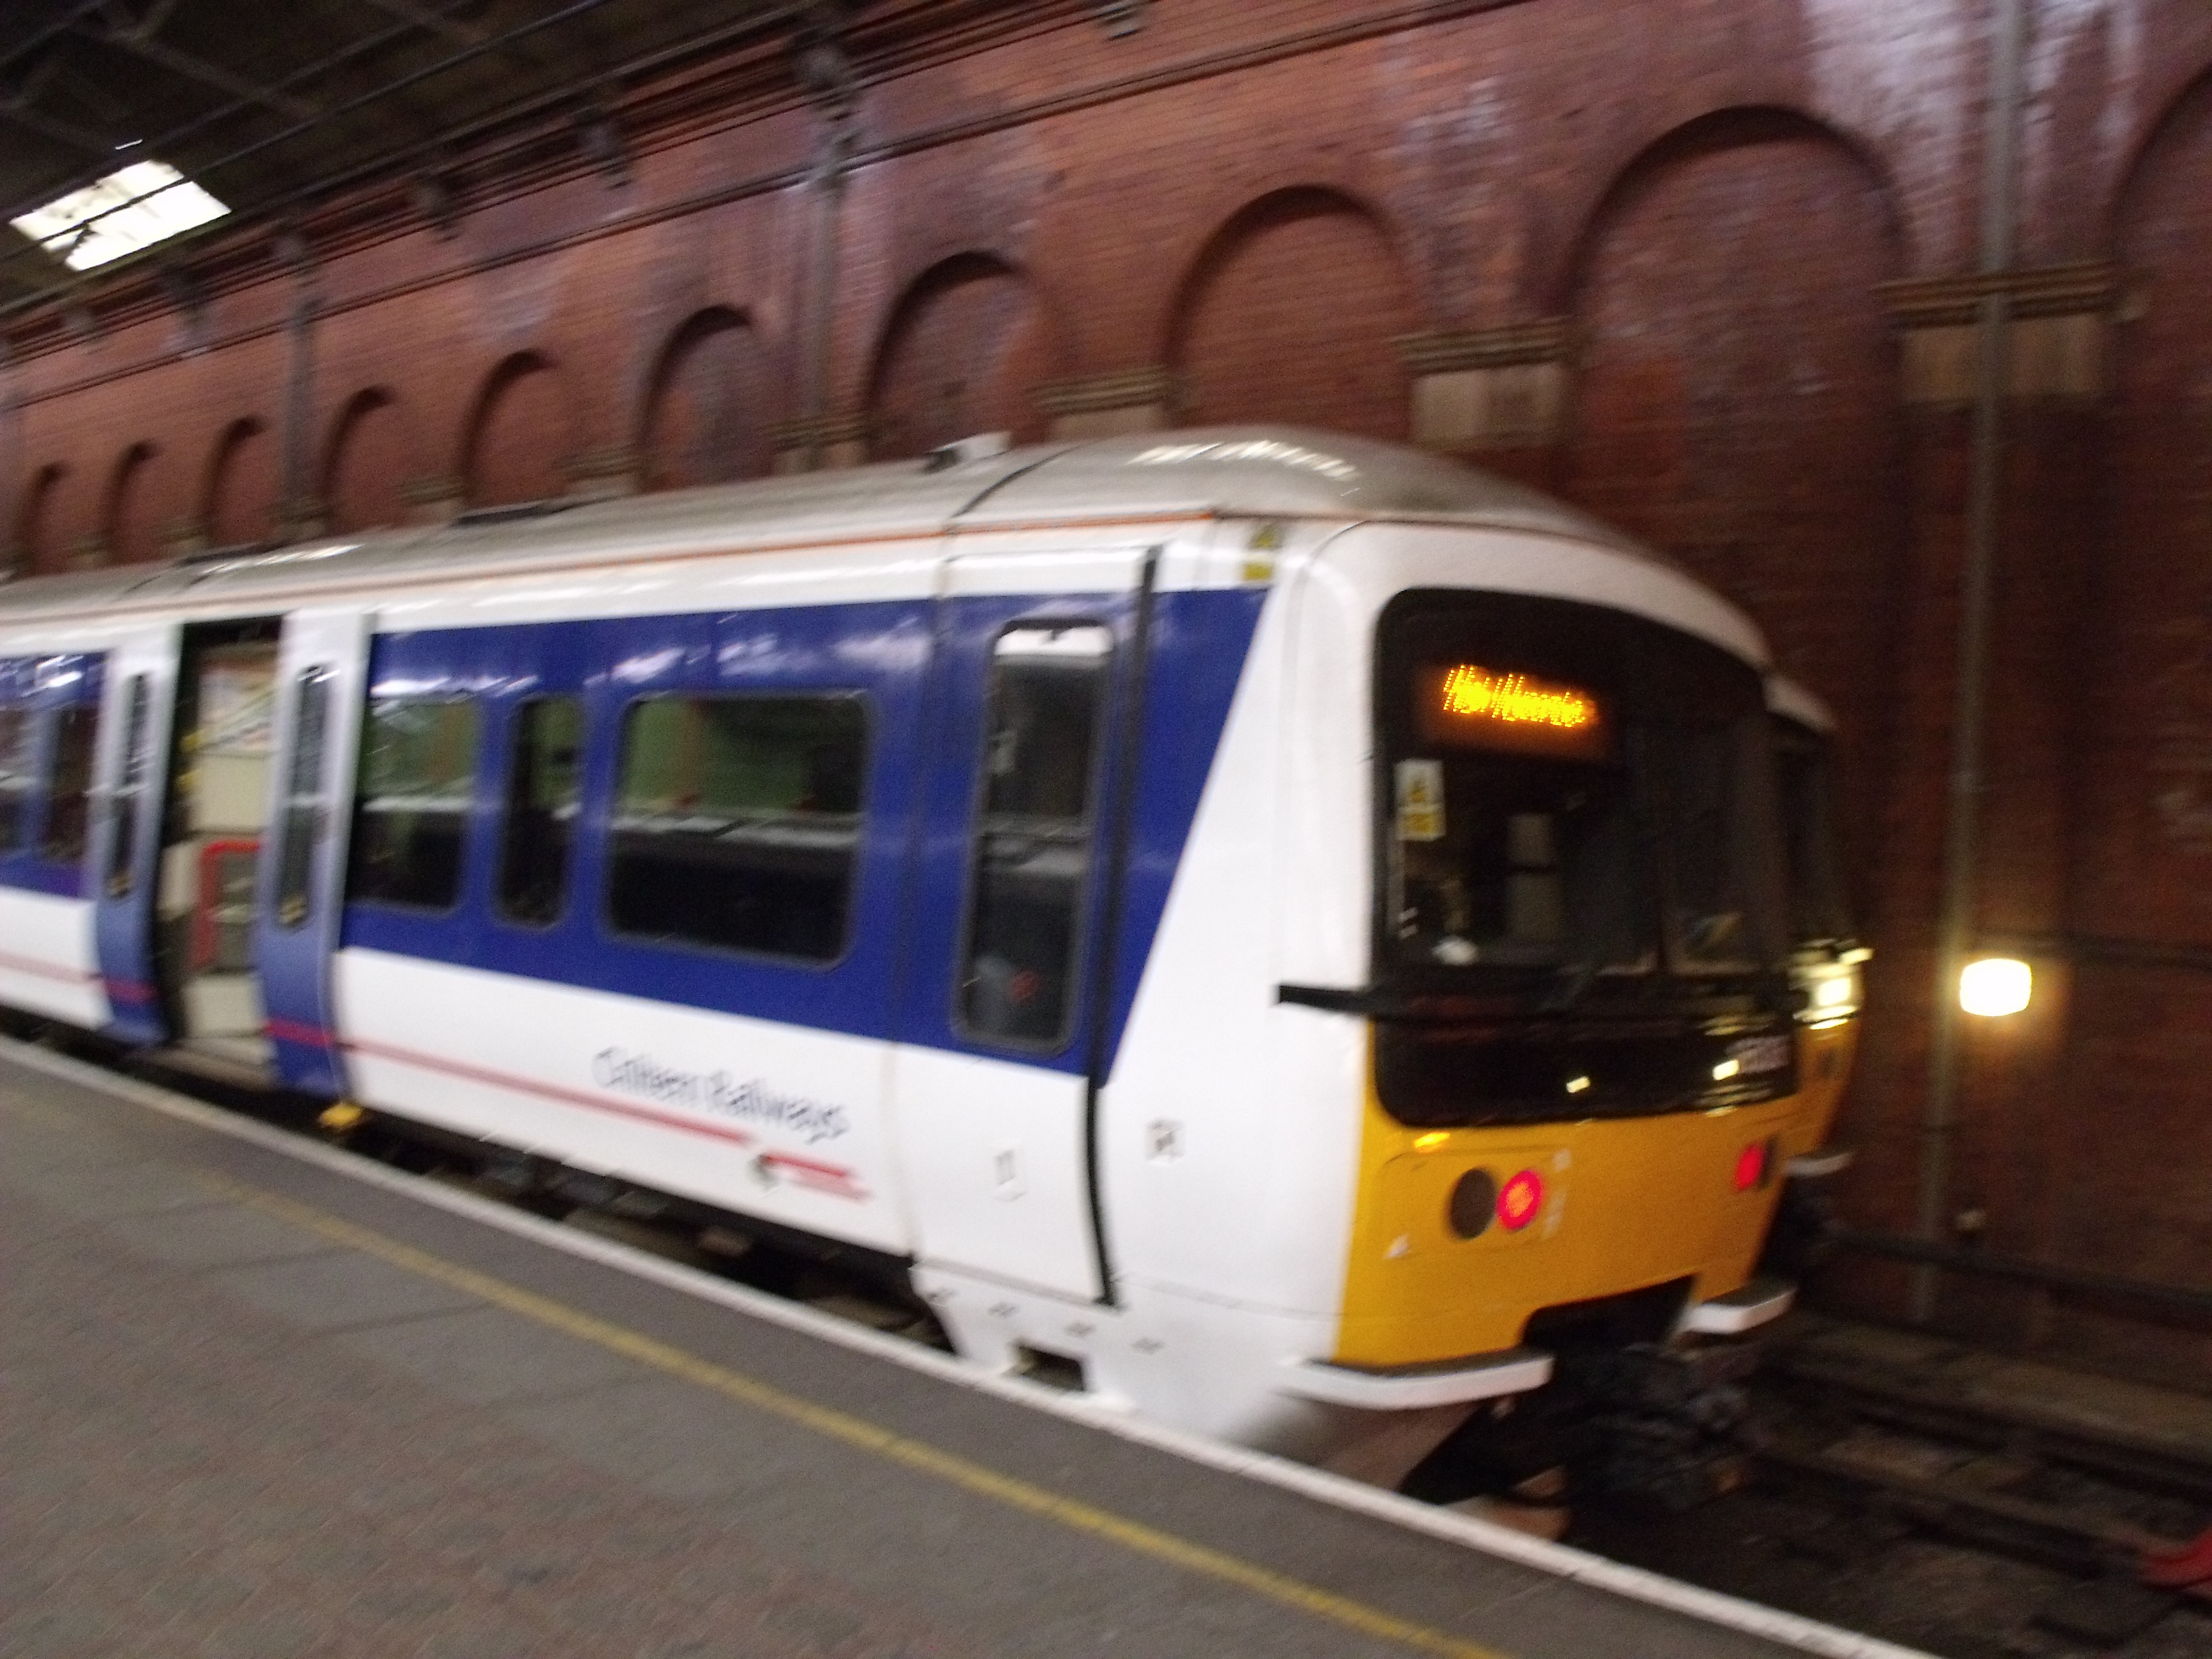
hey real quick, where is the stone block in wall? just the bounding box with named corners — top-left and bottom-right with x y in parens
top-left (1882, 264), bottom-right (2118, 405)
top-left (770, 414), bottom-right (872, 475)
top-left (401, 474), bottom-right (465, 525)
top-left (161, 515), bottom-right (210, 558)
top-left (564, 446), bottom-right (639, 498)
top-left (283, 497), bottom-right (328, 541)
top-left (1033, 368), bottom-right (1181, 441)
top-left (1395, 320), bottom-right (1574, 452)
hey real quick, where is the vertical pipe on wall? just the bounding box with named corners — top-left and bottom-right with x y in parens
top-left (0, 337), bottom-right (18, 577)
top-left (1913, 0), bottom-right (2029, 1323)
top-left (280, 244), bottom-right (320, 543)
top-left (794, 18), bottom-right (856, 473)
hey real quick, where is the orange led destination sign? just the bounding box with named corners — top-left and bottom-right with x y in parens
top-left (1414, 662), bottom-right (1611, 760)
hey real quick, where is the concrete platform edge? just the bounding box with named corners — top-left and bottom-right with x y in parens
top-left (1, 1034), bottom-right (1933, 1659)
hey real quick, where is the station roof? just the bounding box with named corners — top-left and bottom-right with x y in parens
top-left (0, 0), bottom-right (894, 318)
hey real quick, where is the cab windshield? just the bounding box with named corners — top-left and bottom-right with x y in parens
top-left (1378, 592), bottom-right (1788, 999)
top-left (1772, 714), bottom-right (1854, 950)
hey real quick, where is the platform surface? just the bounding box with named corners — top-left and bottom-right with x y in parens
top-left (1, 1042), bottom-right (1885, 1659)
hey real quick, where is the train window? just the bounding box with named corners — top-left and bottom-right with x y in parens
top-left (956, 624), bottom-right (1114, 1048)
top-left (349, 697), bottom-right (483, 913)
top-left (496, 695), bottom-right (584, 927)
top-left (41, 704), bottom-right (96, 863)
top-left (0, 707), bottom-right (31, 851)
top-left (273, 668), bottom-right (331, 929)
top-left (104, 675), bottom-right (152, 897)
top-left (607, 694), bottom-right (866, 962)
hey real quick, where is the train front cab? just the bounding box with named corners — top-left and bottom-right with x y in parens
top-left (1761, 679), bottom-right (1867, 1273)
top-left (1263, 520), bottom-right (1807, 1472)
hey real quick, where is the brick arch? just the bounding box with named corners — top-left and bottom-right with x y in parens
top-left (102, 440), bottom-right (164, 566)
top-left (638, 306), bottom-right (772, 491)
top-left (323, 387), bottom-right (410, 534)
top-left (201, 416), bottom-right (280, 548)
top-left (15, 463), bottom-right (69, 571)
top-left (1561, 106), bottom-right (1905, 896)
top-left (1164, 186), bottom-right (1417, 440)
top-left (2077, 69), bottom-right (2212, 936)
top-left (865, 252), bottom-right (1054, 460)
top-left (461, 350), bottom-right (571, 508)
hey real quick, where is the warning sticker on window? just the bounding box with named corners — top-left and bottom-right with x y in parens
top-left (1395, 759), bottom-right (1446, 842)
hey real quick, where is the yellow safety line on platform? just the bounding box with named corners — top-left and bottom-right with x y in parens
top-left (194, 1171), bottom-right (1514, 1659)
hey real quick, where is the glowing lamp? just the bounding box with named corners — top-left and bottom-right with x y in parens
top-left (1959, 957), bottom-right (2032, 1017)
top-left (1733, 1142), bottom-right (1768, 1192)
top-left (1496, 1168), bottom-right (1544, 1232)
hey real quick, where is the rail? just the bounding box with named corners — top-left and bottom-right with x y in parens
top-left (1829, 1225), bottom-right (2212, 1319)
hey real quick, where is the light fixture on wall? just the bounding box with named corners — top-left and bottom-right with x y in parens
top-left (1958, 956), bottom-right (2032, 1017)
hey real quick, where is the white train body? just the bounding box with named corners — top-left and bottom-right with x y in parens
top-left (0, 430), bottom-right (1803, 1478)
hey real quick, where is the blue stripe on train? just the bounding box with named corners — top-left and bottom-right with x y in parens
top-left (340, 589), bottom-right (1264, 1078)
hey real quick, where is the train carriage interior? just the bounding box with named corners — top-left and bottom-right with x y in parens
top-left (157, 618), bottom-right (283, 1071)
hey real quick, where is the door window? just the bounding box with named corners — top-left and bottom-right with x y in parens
top-left (956, 624), bottom-right (1114, 1047)
top-left (272, 668), bottom-right (330, 928)
top-left (0, 708), bottom-right (31, 851)
top-left (105, 675), bottom-right (152, 896)
top-left (41, 705), bottom-right (96, 863)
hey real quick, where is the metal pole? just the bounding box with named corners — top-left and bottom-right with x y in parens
top-left (0, 337), bottom-right (18, 576)
top-left (280, 256), bottom-right (320, 543)
top-left (1914, 0), bottom-right (2028, 1323)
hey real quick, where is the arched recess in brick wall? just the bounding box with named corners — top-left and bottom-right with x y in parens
top-left (866, 253), bottom-right (1053, 460)
top-left (2036, 71), bottom-right (2212, 1344)
top-left (15, 463), bottom-right (67, 570)
top-left (102, 441), bottom-right (164, 565)
top-left (324, 388), bottom-right (410, 534)
top-left (463, 351), bottom-right (571, 507)
top-left (2080, 73), bottom-right (2212, 937)
top-left (202, 417), bottom-right (280, 548)
top-left (640, 307), bottom-right (772, 490)
top-left (1561, 109), bottom-right (1903, 891)
top-left (1166, 187), bottom-right (1417, 440)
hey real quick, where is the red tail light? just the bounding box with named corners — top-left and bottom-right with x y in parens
top-left (1497, 1168), bottom-right (1545, 1231)
top-left (1734, 1140), bottom-right (1775, 1192)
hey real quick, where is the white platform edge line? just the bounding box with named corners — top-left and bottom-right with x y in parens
top-left (2, 1036), bottom-right (1933, 1659)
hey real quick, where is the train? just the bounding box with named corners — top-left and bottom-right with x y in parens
top-left (1763, 677), bottom-right (1867, 1274)
top-left (0, 426), bottom-right (1829, 1486)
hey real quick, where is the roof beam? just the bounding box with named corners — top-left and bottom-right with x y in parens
top-left (92, 5), bottom-right (327, 123)
top-left (361, 0), bottom-right (490, 49)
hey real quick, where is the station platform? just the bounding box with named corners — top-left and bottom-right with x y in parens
top-left (0, 1039), bottom-right (1922, 1659)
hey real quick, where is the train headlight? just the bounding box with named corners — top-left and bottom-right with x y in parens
top-left (1496, 1168), bottom-right (1544, 1232)
top-left (1447, 1168), bottom-right (1496, 1239)
top-left (1795, 960), bottom-right (1862, 1025)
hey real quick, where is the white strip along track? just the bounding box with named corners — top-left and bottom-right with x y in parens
top-left (2, 1036), bottom-right (1934, 1659)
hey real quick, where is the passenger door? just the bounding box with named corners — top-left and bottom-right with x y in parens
top-left (253, 606), bottom-right (371, 1096)
top-left (890, 547), bottom-right (1155, 1303)
top-left (89, 623), bottom-right (180, 1045)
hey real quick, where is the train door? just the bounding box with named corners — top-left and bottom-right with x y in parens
top-left (154, 619), bottom-right (284, 1073)
top-left (890, 548), bottom-right (1156, 1304)
top-left (251, 605), bottom-right (371, 1096)
top-left (89, 623), bottom-right (180, 1045)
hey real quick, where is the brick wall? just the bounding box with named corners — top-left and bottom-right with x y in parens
top-left (4, 0), bottom-right (2211, 1377)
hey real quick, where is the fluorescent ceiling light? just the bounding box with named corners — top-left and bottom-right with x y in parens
top-left (10, 160), bottom-right (229, 272)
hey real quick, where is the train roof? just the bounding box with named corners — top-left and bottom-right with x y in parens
top-left (0, 426), bottom-right (1661, 625)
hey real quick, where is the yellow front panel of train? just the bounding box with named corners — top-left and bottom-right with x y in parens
top-left (1336, 1085), bottom-right (1798, 1366)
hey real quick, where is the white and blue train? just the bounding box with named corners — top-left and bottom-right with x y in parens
top-left (0, 429), bottom-right (1812, 1482)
